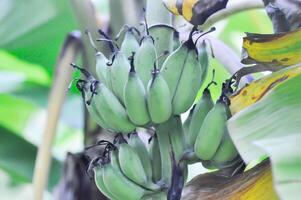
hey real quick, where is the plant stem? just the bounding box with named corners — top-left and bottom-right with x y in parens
top-left (201, 0), bottom-right (264, 30)
top-left (33, 32), bottom-right (82, 200)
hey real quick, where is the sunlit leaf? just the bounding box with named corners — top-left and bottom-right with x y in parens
top-left (242, 27), bottom-right (301, 66)
top-left (0, 50), bottom-right (51, 86)
top-left (0, 95), bottom-right (37, 135)
top-left (0, 0), bottom-right (77, 74)
top-left (0, 125), bottom-right (61, 190)
top-left (230, 64), bottom-right (301, 114)
top-left (228, 65), bottom-right (301, 200)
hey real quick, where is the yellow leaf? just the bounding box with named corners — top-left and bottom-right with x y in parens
top-left (230, 64), bottom-right (301, 114)
top-left (242, 27), bottom-right (301, 66)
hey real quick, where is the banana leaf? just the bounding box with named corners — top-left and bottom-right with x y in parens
top-left (228, 65), bottom-right (301, 200)
top-left (242, 27), bottom-right (301, 66)
top-left (0, 125), bottom-right (61, 190)
top-left (229, 63), bottom-right (301, 114)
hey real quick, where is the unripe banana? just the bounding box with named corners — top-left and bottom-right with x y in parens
top-left (120, 29), bottom-right (140, 59)
top-left (82, 82), bottom-right (113, 131)
top-left (172, 49), bottom-right (203, 114)
top-left (102, 161), bottom-right (147, 200)
top-left (212, 131), bottom-right (238, 164)
top-left (134, 36), bottom-right (157, 87)
top-left (155, 122), bottom-right (173, 186)
top-left (183, 105), bottom-right (195, 135)
top-left (187, 89), bottom-right (214, 148)
top-left (95, 52), bottom-right (109, 86)
top-left (92, 81), bottom-right (135, 133)
top-left (198, 40), bottom-right (209, 82)
top-left (148, 135), bottom-right (162, 183)
top-left (161, 36), bottom-right (204, 114)
top-left (124, 57), bottom-right (150, 126)
top-left (128, 133), bottom-right (153, 181)
top-left (107, 51), bottom-right (131, 104)
top-left (147, 69), bottom-right (172, 124)
top-left (161, 44), bottom-right (189, 98)
top-left (94, 166), bottom-right (119, 200)
top-left (118, 142), bottom-right (148, 184)
top-left (149, 24), bottom-right (175, 68)
top-left (168, 116), bottom-right (185, 162)
top-left (194, 101), bottom-right (228, 160)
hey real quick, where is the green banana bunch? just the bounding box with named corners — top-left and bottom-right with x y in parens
top-left (161, 32), bottom-right (206, 115)
top-left (148, 135), bottom-right (162, 183)
top-left (106, 51), bottom-right (131, 104)
top-left (146, 66), bottom-right (172, 124)
top-left (124, 55), bottom-right (150, 126)
top-left (118, 140), bottom-right (159, 191)
top-left (120, 28), bottom-right (140, 59)
top-left (128, 133), bottom-right (153, 181)
top-left (187, 88), bottom-right (214, 148)
top-left (91, 81), bottom-right (135, 133)
top-left (134, 36), bottom-right (157, 88)
top-left (194, 100), bottom-right (228, 160)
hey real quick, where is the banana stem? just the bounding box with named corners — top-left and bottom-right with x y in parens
top-left (33, 32), bottom-right (82, 200)
top-left (155, 123), bottom-right (173, 187)
top-left (201, 0), bottom-right (264, 30)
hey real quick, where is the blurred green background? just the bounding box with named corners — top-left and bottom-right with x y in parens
top-left (0, 0), bottom-right (272, 199)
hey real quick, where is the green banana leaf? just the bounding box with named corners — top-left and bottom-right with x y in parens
top-left (228, 65), bottom-right (301, 200)
top-left (0, 0), bottom-right (77, 75)
top-left (0, 125), bottom-right (62, 190)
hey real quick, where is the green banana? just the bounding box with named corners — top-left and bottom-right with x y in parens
top-left (198, 40), bottom-right (209, 82)
top-left (92, 81), bottom-right (135, 133)
top-left (128, 133), bottom-right (153, 181)
top-left (94, 166), bottom-right (119, 200)
top-left (85, 31), bottom-right (110, 86)
top-left (118, 142), bottom-right (159, 190)
top-left (120, 28), bottom-right (140, 59)
top-left (168, 116), bottom-right (185, 162)
top-left (81, 82), bottom-right (113, 131)
top-left (107, 51), bottom-right (131, 104)
top-left (134, 36), bottom-right (157, 87)
top-left (212, 131), bottom-right (238, 164)
top-left (95, 52), bottom-right (110, 86)
top-left (148, 135), bottom-right (162, 183)
top-left (102, 160), bottom-right (147, 200)
top-left (124, 56), bottom-right (150, 126)
top-left (194, 100), bottom-right (228, 160)
top-left (146, 68), bottom-right (172, 124)
top-left (155, 122), bottom-right (173, 186)
top-left (187, 89), bottom-right (214, 148)
top-left (171, 49), bottom-right (203, 114)
top-left (161, 37), bottom-right (204, 114)
top-left (149, 24), bottom-right (175, 68)
top-left (183, 105), bottom-right (195, 135)
top-left (160, 44), bottom-right (189, 98)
